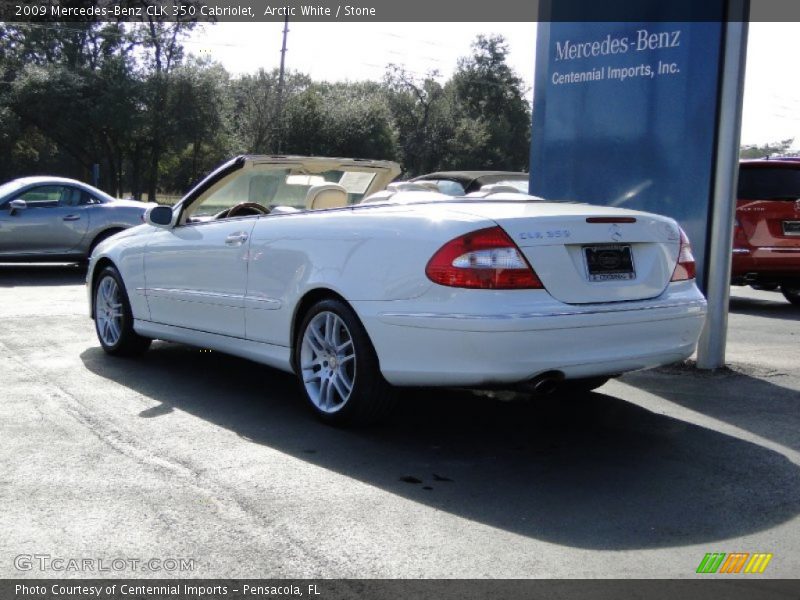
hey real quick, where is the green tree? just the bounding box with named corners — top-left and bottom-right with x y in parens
top-left (280, 80), bottom-right (398, 160)
top-left (132, 18), bottom-right (196, 200)
top-left (230, 69), bottom-right (313, 154)
top-left (740, 139), bottom-right (795, 159)
top-left (158, 59), bottom-right (234, 193)
top-left (447, 34), bottom-right (531, 171)
top-left (8, 58), bottom-right (140, 196)
top-left (0, 26), bottom-right (536, 197)
top-left (384, 66), bottom-right (455, 176)
top-left (0, 22), bottom-right (140, 190)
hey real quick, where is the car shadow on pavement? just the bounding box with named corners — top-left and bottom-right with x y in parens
top-left (0, 263), bottom-right (86, 287)
top-left (729, 292), bottom-right (800, 321)
top-left (621, 365), bottom-right (800, 453)
top-left (80, 343), bottom-right (800, 551)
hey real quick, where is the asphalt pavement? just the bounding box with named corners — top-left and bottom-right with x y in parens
top-left (0, 264), bottom-right (798, 578)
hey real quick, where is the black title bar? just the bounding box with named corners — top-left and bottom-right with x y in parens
top-left (3, 580), bottom-right (800, 600)
top-left (0, 0), bottom-right (792, 22)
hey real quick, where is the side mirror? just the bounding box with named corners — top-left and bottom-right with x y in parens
top-left (8, 199), bottom-right (27, 215)
top-left (144, 205), bottom-right (174, 228)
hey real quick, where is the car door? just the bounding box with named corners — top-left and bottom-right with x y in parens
top-left (141, 155), bottom-right (401, 339)
top-left (143, 217), bottom-right (256, 339)
top-left (0, 184), bottom-right (89, 255)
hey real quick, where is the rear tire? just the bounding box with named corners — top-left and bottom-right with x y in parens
top-left (782, 285), bottom-right (800, 306)
top-left (94, 266), bottom-right (151, 356)
top-left (295, 298), bottom-right (395, 425)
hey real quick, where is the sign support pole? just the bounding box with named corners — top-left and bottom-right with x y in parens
top-left (696, 9), bottom-right (749, 369)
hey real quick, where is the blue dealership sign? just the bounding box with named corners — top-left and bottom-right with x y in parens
top-left (530, 18), bottom-right (727, 290)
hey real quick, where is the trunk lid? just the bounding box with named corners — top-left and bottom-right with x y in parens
top-left (446, 201), bottom-right (681, 304)
top-left (737, 198), bottom-right (800, 247)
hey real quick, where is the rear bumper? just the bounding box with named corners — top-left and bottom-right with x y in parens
top-left (731, 247), bottom-right (800, 282)
top-left (353, 281), bottom-right (707, 387)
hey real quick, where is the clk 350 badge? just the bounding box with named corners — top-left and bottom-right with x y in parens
top-left (519, 229), bottom-right (571, 240)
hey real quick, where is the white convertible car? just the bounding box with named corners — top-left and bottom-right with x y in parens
top-left (87, 155), bottom-right (707, 424)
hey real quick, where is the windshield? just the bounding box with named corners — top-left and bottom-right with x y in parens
top-left (738, 167), bottom-right (800, 200)
top-left (189, 164), bottom-right (378, 217)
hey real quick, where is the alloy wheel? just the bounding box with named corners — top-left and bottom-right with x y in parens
top-left (96, 275), bottom-right (123, 347)
top-left (300, 311), bottom-right (357, 413)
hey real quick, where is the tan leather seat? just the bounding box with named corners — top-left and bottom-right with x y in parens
top-left (305, 184), bottom-right (348, 210)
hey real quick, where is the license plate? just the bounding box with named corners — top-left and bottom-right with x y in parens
top-left (583, 244), bottom-right (635, 281)
top-left (783, 221), bottom-right (800, 236)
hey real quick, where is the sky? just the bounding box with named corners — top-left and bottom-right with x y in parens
top-left (187, 22), bottom-right (800, 149)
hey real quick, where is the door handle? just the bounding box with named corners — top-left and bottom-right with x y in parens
top-left (63, 215), bottom-right (81, 221)
top-left (225, 232), bottom-right (249, 246)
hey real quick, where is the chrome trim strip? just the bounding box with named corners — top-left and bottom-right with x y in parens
top-left (380, 299), bottom-right (707, 321)
top-left (138, 287), bottom-right (281, 308)
top-left (144, 287), bottom-right (245, 301)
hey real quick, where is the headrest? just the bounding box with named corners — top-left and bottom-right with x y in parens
top-left (305, 183), bottom-right (348, 209)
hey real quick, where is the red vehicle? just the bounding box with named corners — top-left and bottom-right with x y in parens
top-left (732, 159), bottom-right (800, 305)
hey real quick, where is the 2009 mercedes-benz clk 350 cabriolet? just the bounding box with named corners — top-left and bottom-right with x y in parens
top-left (87, 155), bottom-right (707, 424)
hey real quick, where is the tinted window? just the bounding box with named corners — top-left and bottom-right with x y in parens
top-left (18, 185), bottom-right (68, 207)
top-left (59, 187), bottom-right (84, 207)
top-left (738, 167), bottom-right (800, 200)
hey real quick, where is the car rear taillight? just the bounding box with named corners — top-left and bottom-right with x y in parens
top-left (425, 226), bottom-right (544, 289)
top-left (670, 227), bottom-right (697, 281)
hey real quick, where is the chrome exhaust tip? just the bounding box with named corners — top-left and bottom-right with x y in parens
top-left (522, 371), bottom-right (565, 395)
top-left (533, 377), bottom-right (559, 395)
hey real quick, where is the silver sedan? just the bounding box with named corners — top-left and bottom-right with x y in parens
top-left (0, 176), bottom-right (149, 262)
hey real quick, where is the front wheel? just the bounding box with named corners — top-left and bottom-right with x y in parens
top-left (94, 266), bottom-right (151, 356)
top-left (781, 285), bottom-right (800, 306)
top-left (296, 299), bottom-right (395, 425)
